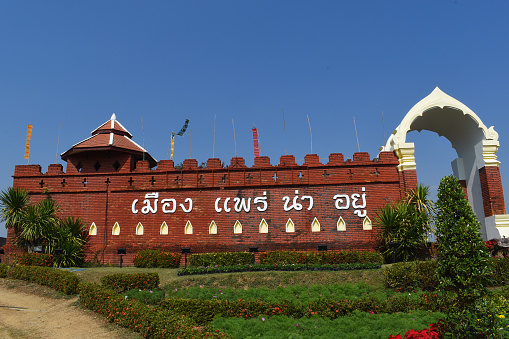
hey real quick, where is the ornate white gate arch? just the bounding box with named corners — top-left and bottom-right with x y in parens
top-left (382, 87), bottom-right (509, 239)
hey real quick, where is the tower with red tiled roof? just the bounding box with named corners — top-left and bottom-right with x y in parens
top-left (61, 114), bottom-right (157, 174)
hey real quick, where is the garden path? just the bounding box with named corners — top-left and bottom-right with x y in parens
top-left (0, 281), bottom-right (137, 339)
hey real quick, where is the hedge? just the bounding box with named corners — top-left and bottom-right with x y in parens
top-left (189, 252), bottom-right (254, 267)
top-left (100, 272), bottom-right (160, 293)
top-left (133, 249), bottom-right (181, 268)
top-left (79, 282), bottom-right (231, 338)
top-left (384, 257), bottom-right (509, 292)
top-left (5, 265), bottom-right (80, 294)
top-left (259, 250), bottom-right (383, 265)
top-left (17, 253), bottom-right (54, 267)
top-left (178, 262), bottom-right (381, 276)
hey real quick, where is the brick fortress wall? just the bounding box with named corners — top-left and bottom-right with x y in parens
top-left (11, 151), bottom-right (412, 265)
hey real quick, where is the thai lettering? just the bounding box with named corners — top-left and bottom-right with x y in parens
top-left (234, 197), bottom-right (251, 212)
top-left (253, 191), bottom-right (268, 212)
top-left (333, 194), bottom-right (350, 210)
top-left (131, 193), bottom-right (193, 214)
top-left (132, 199), bottom-right (139, 214)
top-left (283, 190), bottom-right (313, 211)
top-left (179, 198), bottom-right (193, 213)
top-left (223, 197), bottom-right (231, 212)
top-left (334, 187), bottom-right (367, 218)
top-left (214, 197), bottom-right (222, 212)
top-left (161, 198), bottom-right (177, 213)
top-left (141, 192), bottom-right (158, 214)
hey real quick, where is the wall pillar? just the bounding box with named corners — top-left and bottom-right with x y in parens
top-left (475, 140), bottom-right (509, 239)
top-left (394, 142), bottom-right (418, 198)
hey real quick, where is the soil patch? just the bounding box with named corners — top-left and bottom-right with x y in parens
top-left (0, 278), bottom-right (140, 339)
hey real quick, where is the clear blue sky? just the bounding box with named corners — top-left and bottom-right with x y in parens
top-left (1, 1), bottom-right (509, 238)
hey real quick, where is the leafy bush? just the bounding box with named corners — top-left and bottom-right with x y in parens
top-left (189, 251), bottom-right (253, 267)
top-left (133, 249), bottom-right (180, 268)
top-left (126, 288), bottom-right (165, 305)
top-left (435, 175), bottom-right (496, 337)
top-left (259, 250), bottom-right (383, 265)
top-left (7, 265), bottom-right (80, 294)
top-left (492, 257), bottom-right (509, 286)
top-left (385, 257), bottom-right (509, 292)
top-left (384, 261), bottom-right (439, 292)
top-left (100, 272), bottom-right (159, 293)
top-left (78, 282), bottom-right (230, 338)
top-left (0, 263), bottom-right (8, 277)
top-left (17, 253), bottom-right (54, 267)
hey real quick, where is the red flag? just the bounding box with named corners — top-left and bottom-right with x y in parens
top-left (252, 125), bottom-right (260, 157)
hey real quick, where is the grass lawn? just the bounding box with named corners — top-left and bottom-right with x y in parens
top-left (73, 266), bottom-right (447, 338)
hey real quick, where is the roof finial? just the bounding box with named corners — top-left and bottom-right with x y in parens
top-left (111, 113), bottom-right (116, 121)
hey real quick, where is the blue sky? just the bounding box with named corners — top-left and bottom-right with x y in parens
top-left (1, 1), bottom-right (509, 238)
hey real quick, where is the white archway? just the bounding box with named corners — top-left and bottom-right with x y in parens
top-left (383, 87), bottom-right (508, 239)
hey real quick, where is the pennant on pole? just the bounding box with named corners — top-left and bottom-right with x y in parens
top-left (24, 125), bottom-right (33, 160)
top-left (176, 119), bottom-right (189, 136)
top-left (170, 134), bottom-right (175, 160)
top-left (252, 125), bottom-right (260, 157)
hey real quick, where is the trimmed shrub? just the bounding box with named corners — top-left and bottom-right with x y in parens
top-left (178, 262), bottom-right (381, 276)
top-left (259, 250), bottom-right (383, 265)
top-left (7, 265), bottom-right (80, 294)
top-left (78, 282), bottom-right (230, 338)
top-left (17, 253), bottom-right (54, 267)
top-left (384, 261), bottom-right (439, 292)
top-left (100, 272), bottom-right (159, 293)
top-left (133, 249), bottom-right (180, 268)
top-left (189, 251), bottom-right (253, 267)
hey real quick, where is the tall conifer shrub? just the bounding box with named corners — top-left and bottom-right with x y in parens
top-left (435, 175), bottom-right (498, 337)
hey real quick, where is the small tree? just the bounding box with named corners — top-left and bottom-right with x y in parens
top-left (435, 175), bottom-right (498, 337)
top-left (376, 184), bottom-right (434, 262)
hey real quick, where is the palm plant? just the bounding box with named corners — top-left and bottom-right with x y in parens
top-left (17, 198), bottom-right (58, 251)
top-left (0, 187), bottom-right (30, 234)
top-left (375, 184), bottom-right (435, 262)
top-left (47, 217), bottom-right (88, 267)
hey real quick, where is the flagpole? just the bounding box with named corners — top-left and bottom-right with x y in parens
top-left (353, 116), bottom-right (360, 152)
top-left (189, 121), bottom-right (191, 159)
top-left (307, 115), bottom-right (313, 154)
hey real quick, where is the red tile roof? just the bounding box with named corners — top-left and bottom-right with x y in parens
top-left (61, 114), bottom-right (157, 167)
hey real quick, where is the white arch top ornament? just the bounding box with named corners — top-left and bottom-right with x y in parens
top-left (382, 87), bottom-right (498, 152)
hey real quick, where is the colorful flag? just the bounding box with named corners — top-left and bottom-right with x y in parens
top-left (176, 119), bottom-right (189, 136)
top-left (170, 134), bottom-right (175, 160)
top-left (252, 125), bottom-right (260, 157)
top-left (24, 125), bottom-right (33, 160)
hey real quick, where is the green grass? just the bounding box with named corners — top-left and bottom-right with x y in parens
top-left (75, 266), bottom-right (386, 291)
top-left (164, 283), bottom-right (387, 305)
top-left (210, 310), bottom-right (445, 339)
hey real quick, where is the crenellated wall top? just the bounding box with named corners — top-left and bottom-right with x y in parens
top-left (14, 152), bottom-right (398, 177)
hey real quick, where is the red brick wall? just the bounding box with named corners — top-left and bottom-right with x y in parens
top-left (12, 151), bottom-right (404, 265)
top-left (479, 166), bottom-right (506, 217)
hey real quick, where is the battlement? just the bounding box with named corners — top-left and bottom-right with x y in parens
top-left (13, 152), bottom-right (400, 194)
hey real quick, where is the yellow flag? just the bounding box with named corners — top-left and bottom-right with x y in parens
top-left (24, 125), bottom-right (33, 160)
top-left (170, 134), bottom-right (175, 160)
